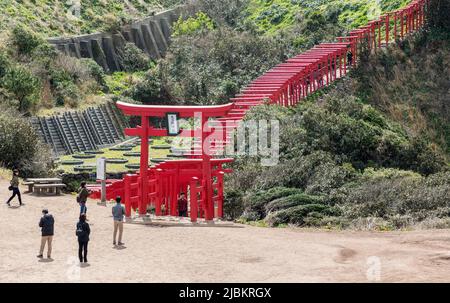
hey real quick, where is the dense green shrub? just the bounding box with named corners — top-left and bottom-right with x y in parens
top-left (187, 0), bottom-right (249, 28)
top-left (126, 68), bottom-right (171, 104)
top-left (80, 58), bottom-right (108, 90)
top-left (2, 65), bottom-right (41, 112)
top-left (0, 107), bottom-right (52, 176)
top-left (116, 43), bottom-right (152, 72)
top-left (223, 189), bottom-right (244, 220)
top-left (338, 170), bottom-right (450, 220)
top-left (0, 51), bottom-right (10, 78)
top-left (172, 12), bottom-right (215, 36)
top-left (10, 25), bottom-right (45, 55)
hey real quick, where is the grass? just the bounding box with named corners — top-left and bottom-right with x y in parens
top-left (104, 71), bottom-right (146, 96)
top-left (35, 94), bottom-right (110, 117)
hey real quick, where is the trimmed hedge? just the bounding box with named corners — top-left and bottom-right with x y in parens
top-left (74, 165), bottom-right (95, 172)
top-left (123, 152), bottom-right (141, 157)
top-left (266, 204), bottom-right (340, 227)
top-left (61, 160), bottom-right (84, 165)
top-left (105, 158), bottom-right (128, 164)
top-left (152, 145), bottom-right (171, 150)
top-left (125, 163), bottom-right (141, 169)
top-left (72, 153), bottom-right (96, 159)
top-left (265, 193), bottom-right (325, 214)
top-left (150, 158), bottom-right (169, 163)
top-left (109, 147), bottom-right (133, 151)
top-left (244, 187), bottom-right (304, 220)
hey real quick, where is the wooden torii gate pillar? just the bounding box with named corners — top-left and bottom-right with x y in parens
top-left (116, 101), bottom-right (234, 221)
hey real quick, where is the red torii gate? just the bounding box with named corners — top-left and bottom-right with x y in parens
top-left (116, 101), bottom-right (234, 222)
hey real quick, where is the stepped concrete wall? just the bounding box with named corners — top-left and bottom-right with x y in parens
top-left (31, 102), bottom-right (129, 156)
top-left (47, 7), bottom-right (186, 72)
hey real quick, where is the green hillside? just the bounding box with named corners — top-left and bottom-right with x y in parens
top-left (0, 0), bottom-right (184, 37)
top-left (226, 32), bottom-right (450, 229)
top-left (243, 0), bottom-right (410, 34)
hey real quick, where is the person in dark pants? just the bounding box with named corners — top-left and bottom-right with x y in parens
top-left (37, 209), bottom-right (54, 259)
top-left (6, 169), bottom-right (22, 207)
top-left (177, 193), bottom-right (188, 217)
top-left (76, 214), bottom-right (90, 263)
top-left (347, 51), bottom-right (353, 66)
top-left (77, 182), bottom-right (90, 215)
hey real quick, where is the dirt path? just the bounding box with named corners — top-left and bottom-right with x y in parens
top-left (1, 180), bottom-right (450, 283)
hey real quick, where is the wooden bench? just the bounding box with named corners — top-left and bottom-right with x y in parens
top-left (22, 181), bottom-right (35, 193)
top-left (34, 183), bottom-right (66, 196)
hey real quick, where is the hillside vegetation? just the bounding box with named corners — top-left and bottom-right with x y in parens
top-left (131, 0), bottom-right (413, 105)
top-left (0, 0), bottom-right (184, 37)
top-left (243, 0), bottom-right (410, 34)
top-left (224, 25), bottom-right (450, 230)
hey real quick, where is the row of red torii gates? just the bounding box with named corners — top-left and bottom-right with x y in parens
top-left (89, 0), bottom-right (428, 222)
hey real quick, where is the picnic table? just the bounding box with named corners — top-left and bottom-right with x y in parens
top-left (24, 178), bottom-right (65, 196)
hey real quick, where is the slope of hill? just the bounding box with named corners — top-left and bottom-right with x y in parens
top-left (224, 27), bottom-right (450, 230)
top-left (0, 0), bottom-right (184, 37)
top-left (243, 0), bottom-right (410, 34)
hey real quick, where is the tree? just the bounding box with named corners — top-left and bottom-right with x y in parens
top-left (3, 66), bottom-right (40, 112)
top-left (10, 25), bottom-right (44, 56)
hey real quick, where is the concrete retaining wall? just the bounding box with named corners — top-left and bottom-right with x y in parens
top-left (47, 7), bottom-right (185, 72)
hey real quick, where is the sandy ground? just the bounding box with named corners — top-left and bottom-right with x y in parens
top-left (1, 180), bottom-right (450, 283)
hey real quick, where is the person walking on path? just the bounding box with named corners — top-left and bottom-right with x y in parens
top-left (177, 193), bottom-right (188, 217)
top-left (37, 209), bottom-right (54, 259)
top-left (76, 214), bottom-right (90, 263)
top-left (112, 196), bottom-right (125, 246)
top-left (6, 169), bottom-right (22, 207)
top-left (77, 182), bottom-right (90, 215)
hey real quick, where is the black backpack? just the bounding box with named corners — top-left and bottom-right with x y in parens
top-left (76, 222), bottom-right (86, 237)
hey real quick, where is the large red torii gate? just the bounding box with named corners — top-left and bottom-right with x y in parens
top-left (116, 101), bottom-right (234, 221)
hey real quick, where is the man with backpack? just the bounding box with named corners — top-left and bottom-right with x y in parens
top-left (37, 209), bottom-right (54, 259)
top-left (112, 196), bottom-right (125, 246)
top-left (76, 213), bottom-right (90, 263)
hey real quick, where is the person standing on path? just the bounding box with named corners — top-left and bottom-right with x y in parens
top-left (6, 169), bottom-right (22, 207)
top-left (37, 209), bottom-right (54, 259)
top-left (177, 193), bottom-right (188, 217)
top-left (76, 214), bottom-right (90, 263)
top-left (77, 182), bottom-right (90, 215)
top-left (112, 196), bottom-right (125, 246)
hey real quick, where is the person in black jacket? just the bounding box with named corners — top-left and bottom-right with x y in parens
top-left (76, 213), bottom-right (90, 263)
top-left (37, 209), bottom-right (54, 259)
